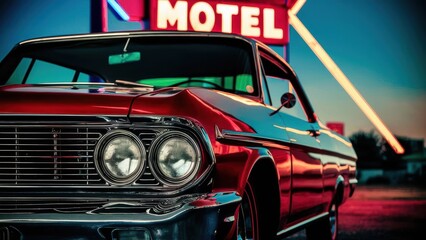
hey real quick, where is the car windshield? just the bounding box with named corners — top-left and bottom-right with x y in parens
top-left (0, 36), bottom-right (258, 96)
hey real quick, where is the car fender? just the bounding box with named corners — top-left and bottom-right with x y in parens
top-left (213, 146), bottom-right (279, 197)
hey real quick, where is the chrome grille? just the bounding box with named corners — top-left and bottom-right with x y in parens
top-left (0, 123), bottom-right (163, 188)
top-left (136, 131), bottom-right (160, 186)
top-left (0, 126), bottom-right (105, 185)
top-left (0, 116), bottom-right (208, 213)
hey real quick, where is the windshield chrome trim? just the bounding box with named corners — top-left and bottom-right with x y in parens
top-left (19, 31), bottom-right (255, 46)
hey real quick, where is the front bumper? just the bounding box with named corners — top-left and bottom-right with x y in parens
top-left (0, 192), bottom-right (240, 240)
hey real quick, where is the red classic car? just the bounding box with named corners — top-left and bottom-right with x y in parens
top-left (0, 31), bottom-right (357, 240)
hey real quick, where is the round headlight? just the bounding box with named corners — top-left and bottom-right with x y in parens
top-left (95, 130), bottom-right (145, 185)
top-left (150, 131), bottom-right (201, 186)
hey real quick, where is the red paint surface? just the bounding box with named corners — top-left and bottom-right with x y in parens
top-left (0, 86), bottom-right (133, 115)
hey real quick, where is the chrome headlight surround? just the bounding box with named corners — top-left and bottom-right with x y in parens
top-left (149, 131), bottom-right (201, 187)
top-left (94, 130), bottom-right (146, 186)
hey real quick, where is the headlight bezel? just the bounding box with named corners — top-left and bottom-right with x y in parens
top-left (94, 129), bottom-right (146, 186)
top-left (149, 130), bottom-right (201, 187)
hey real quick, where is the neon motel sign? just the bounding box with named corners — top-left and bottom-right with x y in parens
top-left (150, 0), bottom-right (289, 45)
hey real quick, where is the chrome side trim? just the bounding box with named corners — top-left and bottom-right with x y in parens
top-left (276, 212), bottom-right (329, 237)
top-left (215, 126), bottom-right (290, 150)
top-left (216, 127), bottom-right (357, 161)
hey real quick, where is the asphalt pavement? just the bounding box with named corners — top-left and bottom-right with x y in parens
top-left (286, 184), bottom-right (426, 240)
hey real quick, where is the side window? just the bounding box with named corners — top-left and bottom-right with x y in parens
top-left (6, 58), bottom-right (32, 85)
top-left (26, 60), bottom-right (75, 84)
top-left (261, 55), bottom-right (309, 121)
top-left (77, 72), bottom-right (97, 82)
top-left (5, 58), bottom-right (104, 85)
top-left (266, 76), bottom-right (308, 121)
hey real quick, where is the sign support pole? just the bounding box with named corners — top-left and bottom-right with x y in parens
top-left (289, 0), bottom-right (404, 154)
top-left (91, 0), bottom-right (108, 33)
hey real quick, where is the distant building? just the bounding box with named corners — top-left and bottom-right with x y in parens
top-left (400, 138), bottom-right (425, 179)
top-left (398, 137), bottom-right (424, 155)
top-left (326, 122), bottom-right (344, 135)
top-left (404, 148), bottom-right (426, 176)
top-left (357, 137), bottom-right (426, 184)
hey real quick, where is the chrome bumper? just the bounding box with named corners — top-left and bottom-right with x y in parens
top-left (0, 192), bottom-right (240, 240)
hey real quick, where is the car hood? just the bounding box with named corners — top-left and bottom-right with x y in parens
top-left (0, 84), bottom-right (280, 141)
top-left (0, 85), bottom-right (138, 115)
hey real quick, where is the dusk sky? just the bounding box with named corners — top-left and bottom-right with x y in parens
top-left (1, 0), bottom-right (425, 147)
top-left (289, 0), bottom-right (426, 147)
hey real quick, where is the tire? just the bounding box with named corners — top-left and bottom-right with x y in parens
top-left (306, 198), bottom-right (339, 240)
top-left (237, 182), bottom-right (259, 240)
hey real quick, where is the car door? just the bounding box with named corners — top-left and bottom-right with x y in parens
top-left (259, 49), bottom-right (324, 226)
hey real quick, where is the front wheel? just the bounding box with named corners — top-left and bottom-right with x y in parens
top-left (306, 199), bottom-right (339, 240)
top-left (237, 182), bottom-right (258, 240)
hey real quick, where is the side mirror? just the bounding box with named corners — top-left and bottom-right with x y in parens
top-left (280, 92), bottom-right (296, 108)
top-left (269, 92), bottom-right (297, 116)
